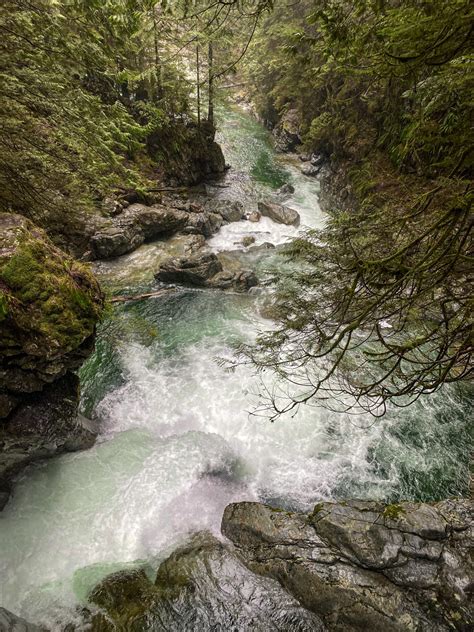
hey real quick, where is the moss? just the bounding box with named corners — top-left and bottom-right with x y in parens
top-left (382, 503), bottom-right (406, 521)
top-left (0, 293), bottom-right (8, 321)
top-left (0, 214), bottom-right (104, 355)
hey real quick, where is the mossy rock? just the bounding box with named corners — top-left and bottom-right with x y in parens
top-left (0, 213), bottom-right (104, 406)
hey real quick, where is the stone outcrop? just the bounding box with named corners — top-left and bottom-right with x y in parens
top-left (0, 374), bottom-right (97, 505)
top-left (258, 200), bottom-right (300, 226)
top-left (273, 108), bottom-right (302, 153)
top-left (89, 204), bottom-right (188, 259)
top-left (154, 252), bottom-right (258, 292)
top-left (149, 120), bottom-right (226, 186)
top-left (0, 213), bottom-right (104, 507)
top-left (85, 532), bottom-right (325, 631)
top-left (88, 198), bottom-right (248, 260)
top-left (222, 499), bottom-right (473, 632)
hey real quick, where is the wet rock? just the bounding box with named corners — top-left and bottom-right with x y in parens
top-left (155, 252), bottom-right (258, 293)
top-left (87, 532), bottom-right (325, 631)
top-left (248, 241), bottom-right (276, 253)
top-left (273, 109), bottom-right (302, 153)
top-left (0, 608), bottom-right (41, 631)
top-left (241, 235), bottom-right (256, 247)
top-left (0, 373), bottom-right (98, 497)
top-left (277, 183), bottom-right (295, 195)
top-left (206, 199), bottom-right (245, 223)
top-left (222, 499), bottom-right (474, 632)
top-left (209, 269), bottom-right (258, 292)
top-left (258, 201), bottom-right (300, 226)
top-left (310, 153), bottom-right (325, 167)
top-left (301, 163), bottom-right (322, 177)
top-left (89, 220), bottom-right (144, 259)
top-left (183, 211), bottom-right (223, 237)
top-left (129, 204), bottom-right (188, 239)
top-left (90, 204), bottom-right (188, 259)
top-left (155, 252), bottom-right (223, 287)
top-left (247, 210), bottom-right (261, 222)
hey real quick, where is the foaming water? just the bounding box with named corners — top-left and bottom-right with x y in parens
top-left (0, 106), bottom-right (471, 627)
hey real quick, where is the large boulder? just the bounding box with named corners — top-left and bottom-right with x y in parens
top-left (258, 201), bottom-right (300, 226)
top-left (222, 499), bottom-right (474, 632)
top-left (148, 120), bottom-right (226, 186)
top-left (155, 252), bottom-right (258, 292)
top-left (155, 252), bottom-right (222, 287)
top-left (0, 213), bottom-right (104, 505)
top-left (86, 532), bottom-right (325, 631)
top-left (273, 108), bottom-right (302, 153)
top-left (0, 374), bottom-right (97, 510)
top-left (0, 214), bottom-right (104, 402)
top-left (183, 211), bottom-right (223, 237)
top-left (89, 204), bottom-right (188, 259)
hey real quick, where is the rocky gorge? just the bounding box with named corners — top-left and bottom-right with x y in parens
top-left (0, 106), bottom-right (472, 631)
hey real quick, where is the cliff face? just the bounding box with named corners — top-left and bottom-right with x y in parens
top-left (0, 213), bottom-right (104, 507)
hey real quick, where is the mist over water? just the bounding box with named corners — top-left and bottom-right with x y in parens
top-left (0, 106), bottom-right (471, 628)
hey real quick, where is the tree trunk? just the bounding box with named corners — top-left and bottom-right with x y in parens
top-left (207, 41), bottom-right (214, 125)
top-left (196, 44), bottom-right (201, 129)
top-left (152, 8), bottom-right (162, 100)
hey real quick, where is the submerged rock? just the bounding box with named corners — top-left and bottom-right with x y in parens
top-left (277, 183), bottom-right (295, 195)
top-left (0, 213), bottom-right (103, 506)
top-left (222, 499), bottom-right (474, 632)
top-left (86, 532), bottom-right (325, 631)
top-left (258, 201), bottom-right (300, 226)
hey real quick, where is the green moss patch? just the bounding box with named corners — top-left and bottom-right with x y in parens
top-left (0, 213), bottom-right (104, 357)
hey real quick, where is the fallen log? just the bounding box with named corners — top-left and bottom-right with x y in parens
top-left (109, 289), bottom-right (174, 304)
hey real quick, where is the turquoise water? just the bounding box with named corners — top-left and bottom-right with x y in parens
top-left (0, 106), bottom-right (471, 629)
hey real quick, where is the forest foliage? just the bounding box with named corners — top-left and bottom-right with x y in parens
top-left (240, 0), bottom-right (473, 415)
top-left (0, 0), bottom-right (269, 224)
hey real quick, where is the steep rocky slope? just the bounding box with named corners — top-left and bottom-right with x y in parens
top-left (0, 213), bottom-right (104, 508)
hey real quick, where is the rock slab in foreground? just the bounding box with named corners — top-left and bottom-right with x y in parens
top-left (86, 532), bottom-right (324, 631)
top-left (258, 201), bottom-right (300, 226)
top-left (222, 499), bottom-right (473, 632)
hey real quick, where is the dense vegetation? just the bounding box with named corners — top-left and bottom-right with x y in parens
top-left (0, 0), bottom-right (269, 228)
top-left (240, 0), bottom-right (473, 415)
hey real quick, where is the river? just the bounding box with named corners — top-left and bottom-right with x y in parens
top-left (0, 107), bottom-right (471, 629)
